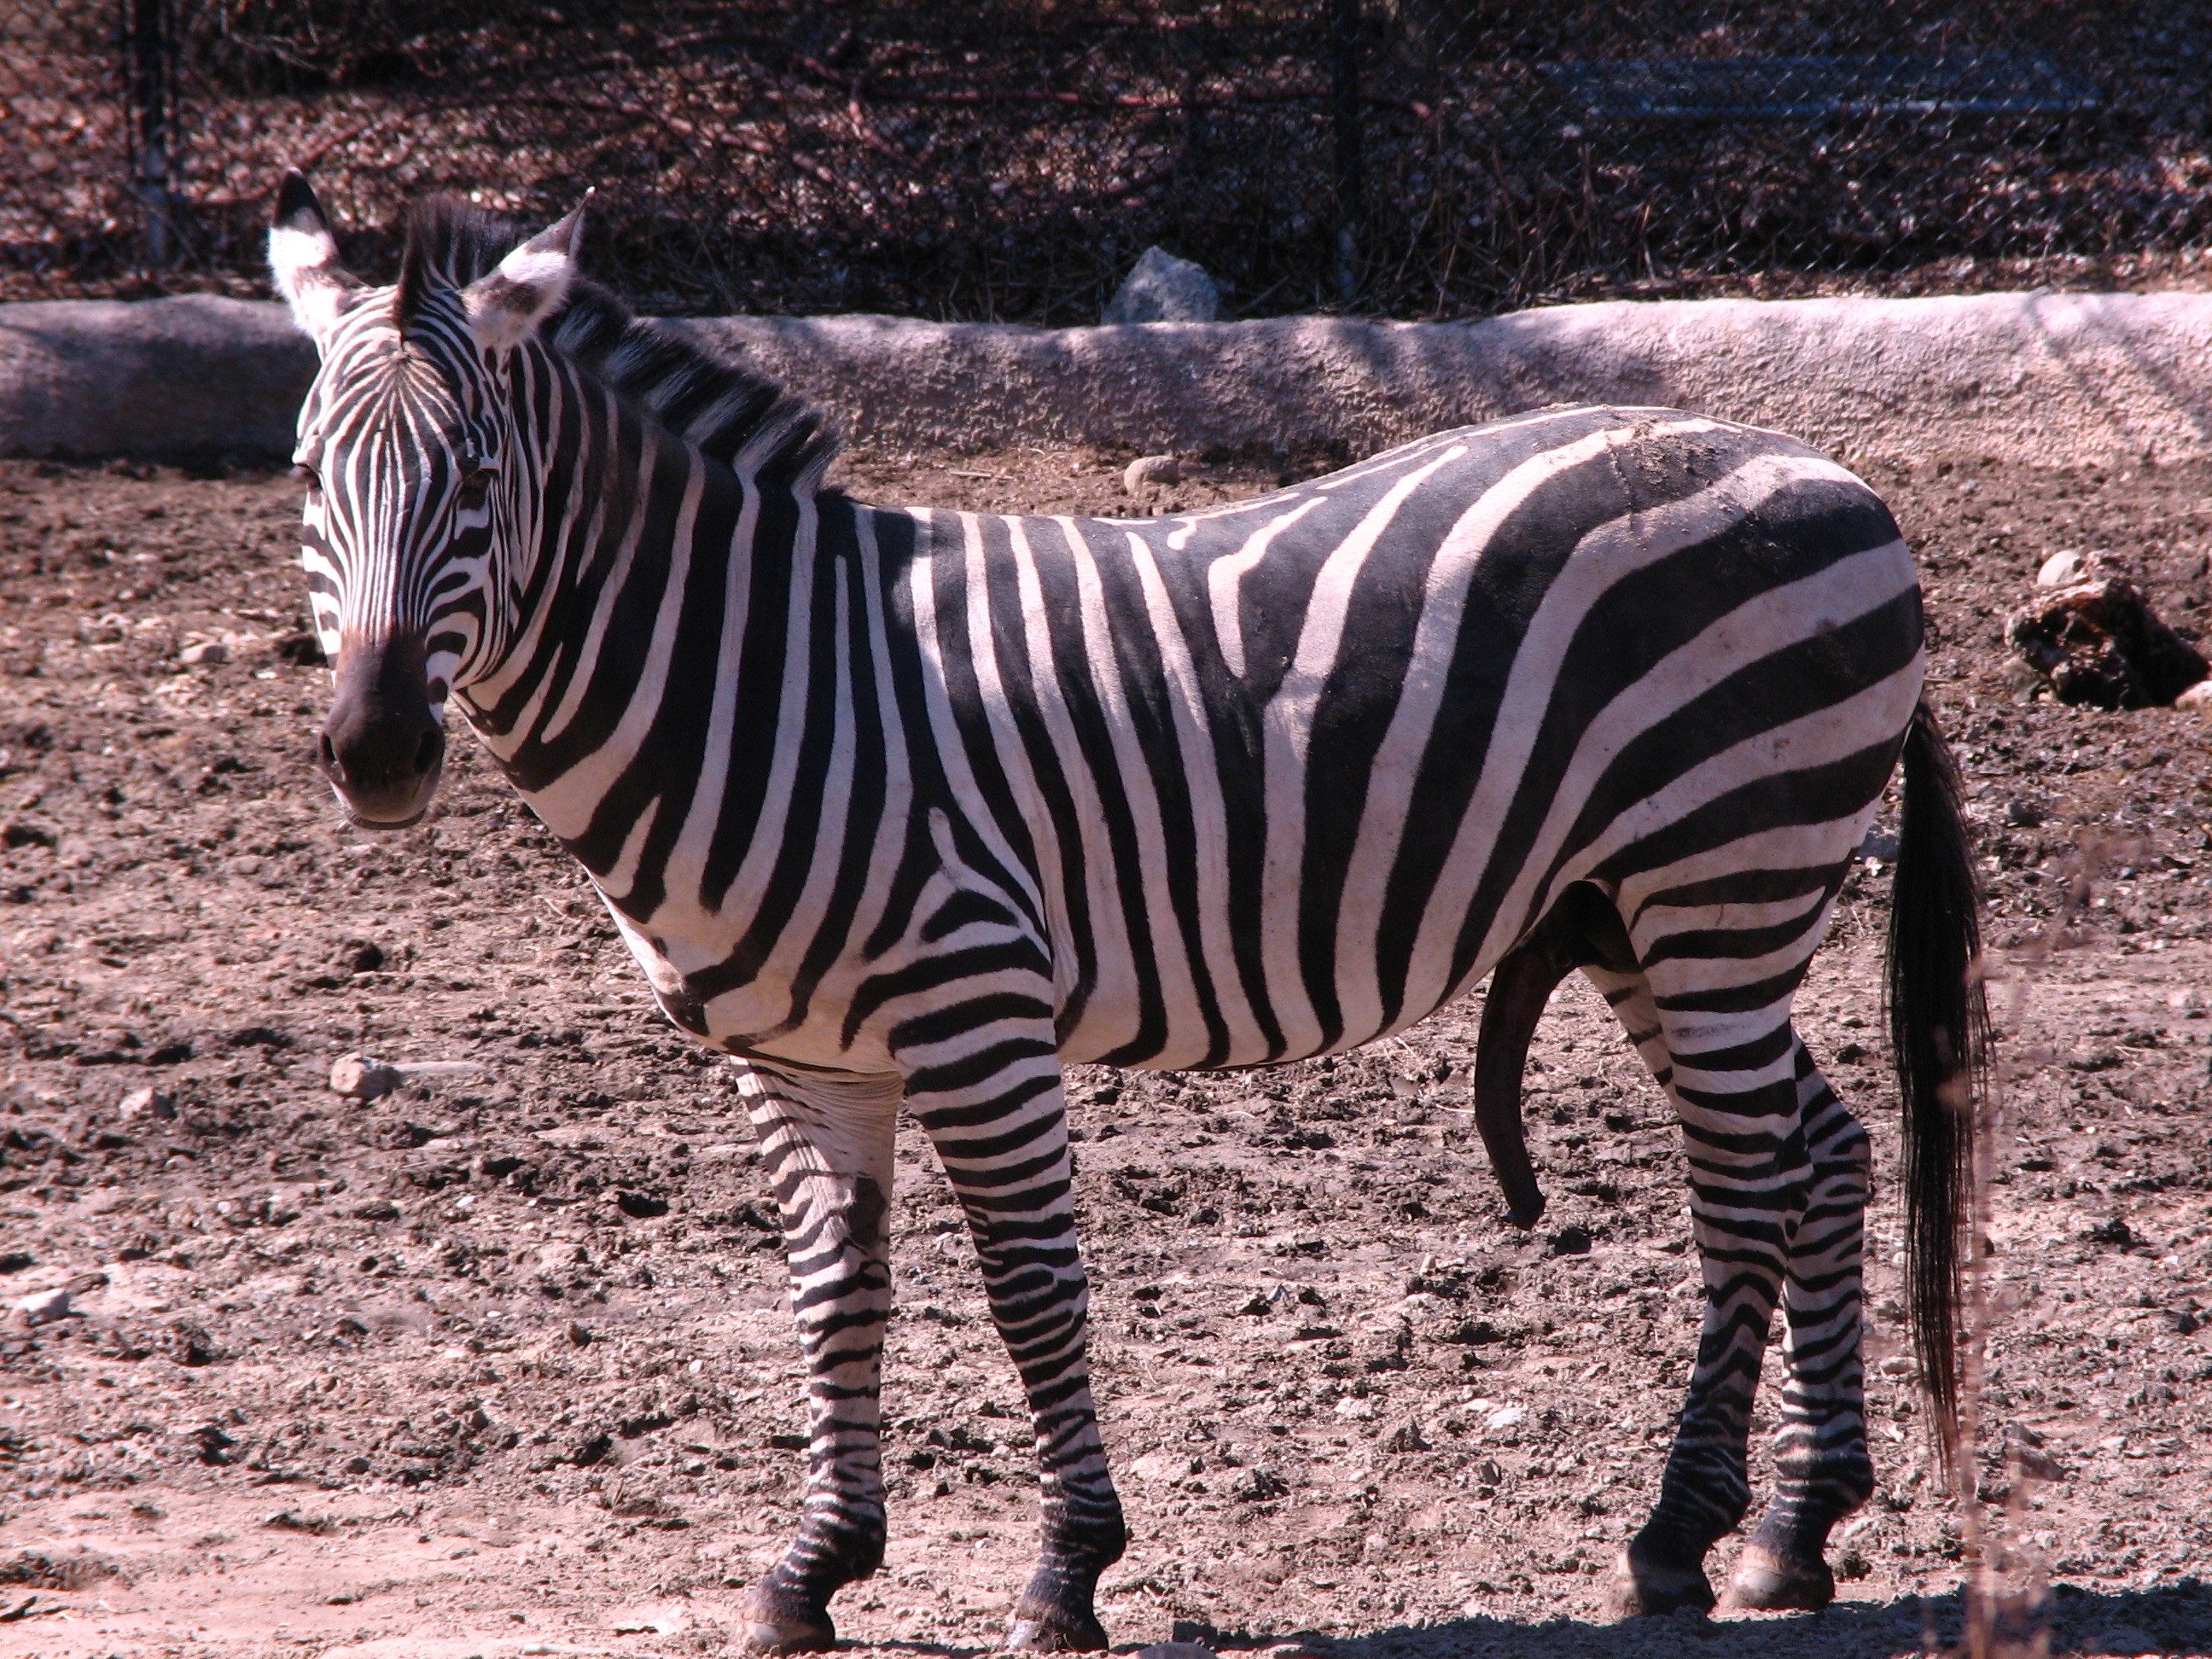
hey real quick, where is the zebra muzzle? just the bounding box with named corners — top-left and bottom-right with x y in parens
top-left (319, 635), bottom-right (446, 828)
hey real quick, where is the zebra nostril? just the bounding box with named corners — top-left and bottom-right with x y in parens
top-left (318, 731), bottom-right (342, 781)
top-left (414, 726), bottom-right (444, 776)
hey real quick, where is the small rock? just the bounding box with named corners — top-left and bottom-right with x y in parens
top-left (1485, 1404), bottom-right (1527, 1431)
top-left (1383, 1418), bottom-right (1430, 1453)
top-left (16, 1287), bottom-right (71, 1326)
top-left (2177, 679), bottom-right (2212, 710)
top-left (568, 1320), bottom-right (594, 1347)
top-left (1548, 1223), bottom-right (1592, 1256)
top-left (178, 638), bottom-right (229, 667)
top-left (2003, 796), bottom-right (2047, 828)
top-left (0, 1251), bottom-right (32, 1274)
top-left (329, 1052), bottom-right (402, 1100)
top-left (77, 613), bottom-right (130, 644)
top-left (1123, 454), bottom-right (1183, 494)
top-left (2035, 549), bottom-right (2092, 588)
top-left (119, 1086), bottom-right (177, 1121)
top-left (1103, 245), bottom-right (1221, 324)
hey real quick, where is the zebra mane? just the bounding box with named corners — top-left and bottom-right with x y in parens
top-left (393, 196), bottom-right (840, 483)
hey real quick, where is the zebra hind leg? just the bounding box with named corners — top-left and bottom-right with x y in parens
top-left (733, 1065), bottom-right (901, 1654)
top-left (1582, 955), bottom-right (1810, 1616)
top-left (1726, 1039), bottom-right (1875, 1611)
top-left (903, 1016), bottom-right (1126, 1650)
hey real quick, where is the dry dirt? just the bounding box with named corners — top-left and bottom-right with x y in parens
top-left (0, 442), bottom-right (2208, 1659)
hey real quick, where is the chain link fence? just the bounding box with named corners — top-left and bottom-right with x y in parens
top-left (2, 2), bottom-right (2208, 322)
top-left (0, 2), bottom-right (136, 297)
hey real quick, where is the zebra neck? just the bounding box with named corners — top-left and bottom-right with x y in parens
top-left (460, 396), bottom-right (856, 928)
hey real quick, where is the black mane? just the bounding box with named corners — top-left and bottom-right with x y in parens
top-left (393, 196), bottom-right (838, 485)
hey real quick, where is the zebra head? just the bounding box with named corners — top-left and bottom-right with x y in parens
top-left (267, 170), bottom-right (584, 827)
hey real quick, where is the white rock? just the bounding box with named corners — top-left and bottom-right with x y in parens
top-left (118, 1085), bottom-right (177, 1121)
top-left (1103, 246), bottom-right (1221, 324)
top-left (1123, 454), bottom-right (1182, 493)
top-left (2035, 549), bottom-right (2090, 588)
top-left (329, 1052), bottom-right (403, 1100)
top-left (16, 1287), bottom-right (71, 1326)
top-left (2175, 678), bottom-right (2212, 709)
top-left (1485, 1404), bottom-right (1528, 1431)
top-left (179, 638), bottom-right (229, 667)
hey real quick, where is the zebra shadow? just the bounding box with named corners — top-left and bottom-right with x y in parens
top-left (1171, 1576), bottom-right (2212, 1658)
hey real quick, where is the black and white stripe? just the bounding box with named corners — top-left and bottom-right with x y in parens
top-left (271, 183), bottom-right (1982, 1647)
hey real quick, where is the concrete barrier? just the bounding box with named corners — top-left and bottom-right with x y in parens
top-left (4, 289), bottom-right (2210, 467)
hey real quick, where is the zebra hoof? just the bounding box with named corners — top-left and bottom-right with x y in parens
top-left (1606, 1547), bottom-right (1716, 1619)
top-left (742, 1583), bottom-right (837, 1654)
top-left (1725, 1544), bottom-right (1835, 1612)
top-left (1005, 1603), bottom-right (1109, 1652)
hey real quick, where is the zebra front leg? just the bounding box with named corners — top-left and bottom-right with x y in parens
top-left (1592, 967), bottom-right (1807, 1616)
top-left (1727, 1039), bottom-right (1875, 1611)
top-left (734, 1062), bottom-right (903, 1654)
top-left (900, 1015), bottom-right (1126, 1651)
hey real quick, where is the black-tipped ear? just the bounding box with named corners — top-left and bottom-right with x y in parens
top-left (274, 168), bottom-right (332, 238)
top-left (268, 168), bottom-right (359, 346)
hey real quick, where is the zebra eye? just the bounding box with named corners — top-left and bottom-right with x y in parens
top-left (457, 465), bottom-right (496, 509)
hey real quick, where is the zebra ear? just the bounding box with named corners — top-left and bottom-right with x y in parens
top-left (461, 196), bottom-right (589, 353)
top-left (267, 169), bottom-right (360, 346)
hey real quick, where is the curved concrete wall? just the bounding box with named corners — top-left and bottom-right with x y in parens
top-left (3, 289), bottom-right (2210, 467)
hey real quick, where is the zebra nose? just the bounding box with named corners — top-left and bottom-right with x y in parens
top-left (320, 637), bottom-right (445, 827)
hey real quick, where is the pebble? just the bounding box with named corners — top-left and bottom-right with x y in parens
top-left (329, 1052), bottom-right (402, 1100)
top-left (2176, 679), bottom-right (2212, 709)
top-left (119, 1086), bottom-right (177, 1121)
top-left (2035, 549), bottom-right (2092, 588)
top-left (1123, 455), bottom-right (1182, 493)
top-left (179, 639), bottom-right (229, 667)
top-left (1485, 1404), bottom-right (1527, 1431)
top-left (16, 1287), bottom-right (71, 1327)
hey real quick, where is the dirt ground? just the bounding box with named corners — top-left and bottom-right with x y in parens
top-left (0, 439), bottom-right (2209, 1659)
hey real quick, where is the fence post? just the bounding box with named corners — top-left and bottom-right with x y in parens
top-left (123, 0), bottom-right (181, 267)
top-left (1330, 0), bottom-right (1363, 307)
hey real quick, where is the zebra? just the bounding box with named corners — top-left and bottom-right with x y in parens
top-left (268, 174), bottom-right (1985, 1650)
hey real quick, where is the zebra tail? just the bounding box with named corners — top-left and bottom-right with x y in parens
top-left (1885, 697), bottom-right (1989, 1458)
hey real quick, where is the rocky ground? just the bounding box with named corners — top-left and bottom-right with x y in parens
top-left (0, 444), bottom-right (2208, 1658)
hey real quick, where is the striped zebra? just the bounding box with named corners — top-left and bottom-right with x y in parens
top-left (269, 176), bottom-right (1985, 1649)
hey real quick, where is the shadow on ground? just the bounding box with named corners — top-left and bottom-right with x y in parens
top-left (1177, 1580), bottom-right (2212, 1658)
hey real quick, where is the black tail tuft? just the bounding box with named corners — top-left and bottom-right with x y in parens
top-left (1886, 699), bottom-right (1989, 1456)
